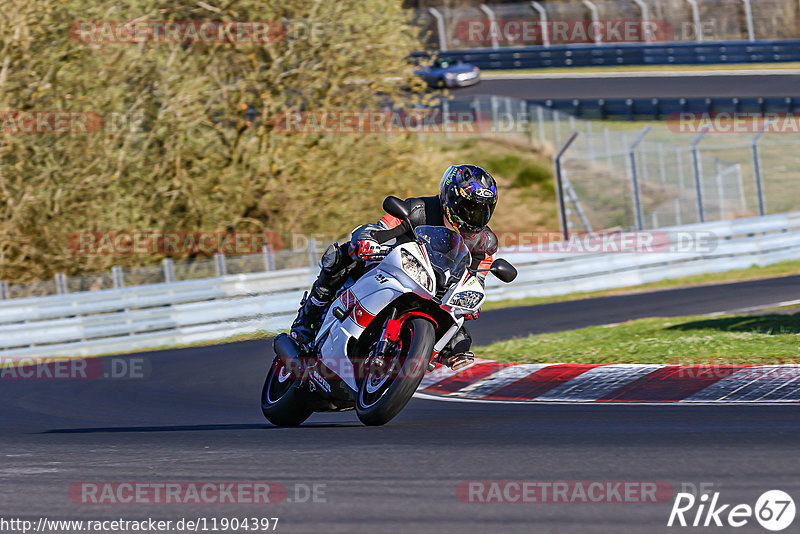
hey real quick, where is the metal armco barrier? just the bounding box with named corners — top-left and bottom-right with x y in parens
top-left (3, 212), bottom-right (800, 359)
top-left (433, 39), bottom-right (800, 69)
top-left (530, 96), bottom-right (800, 121)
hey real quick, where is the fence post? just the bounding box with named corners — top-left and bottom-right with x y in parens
top-left (586, 120), bottom-right (595, 159)
top-left (553, 131), bottom-right (580, 240)
top-left (553, 111), bottom-right (561, 145)
top-left (685, 0), bottom-right (703, 42)
top-left (55, 272), bottom-right (68, 295)
top-left (632, 0), bottom-right (652, 43)
top-left (479, 4), bottom-right (500, 49)
top-left (524, 101), bottom-right (533, 145)
top-left (472, 96), bottom-right (484, 138)
top-left (657, 143), bottom-right (667, 185)
top-left (628, 126), bottom-right (652, 230)
top-left (442, 99), bottom-right (452, 140)
top-left (735, 163), bottom-right (746, 211)
top-left (428, 7), bottom-right (448, 51)
top-left (715, 158), bottom-right (726, 220)
top-left (537, 105), bottom-right (545, 144)
top-left (751, 129), bottom-right (767, 216)
top-left (582, 0), bottom-right (602, 44)
top-left (563, 169), bottom-right (593, 233)
top-left (112, 265), bottom-right (124, 288)
top-left (0, 281), bottom-right (8, 300)
top-left (604, 126), bottom-right (613, 170)
top-left (214, 253), bottom-right (227, 277)
top-left (530, 2), bottom-right (550, 47)
top-left (307, 239), bottom-right (318, 270)
top-left (742, 0), bottom-right (755, 41)
top-left (163, 257), bottom-right (175, 283)
top-left (690, 127), bottom-right (709, 222)
top-left (262, 245), bottom-right (276, 271)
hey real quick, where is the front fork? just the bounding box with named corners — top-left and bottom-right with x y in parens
top-left (378, 309), bottom-right (462, 372)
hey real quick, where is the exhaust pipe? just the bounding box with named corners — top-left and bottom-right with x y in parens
top-left (273, 333), bottom-right (304, 380)
top-left (273, 333), bottom-right (301, 363)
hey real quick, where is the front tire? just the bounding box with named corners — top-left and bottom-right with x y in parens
top-left (356, 317), bottom-right (435, 426)
top-left (261, 355), bottom-right (312, 426)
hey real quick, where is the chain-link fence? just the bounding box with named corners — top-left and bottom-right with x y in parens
top-left (417, 0), bottom-right (800, 50)
top-left (557, 122), bottom-right (800, 233)
top-left (428, 95), bottom-right (800, 235)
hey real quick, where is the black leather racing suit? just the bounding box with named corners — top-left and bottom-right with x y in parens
top-left (302, 196), bottom-right (498, 359)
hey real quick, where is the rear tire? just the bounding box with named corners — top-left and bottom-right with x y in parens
top-left (356, 317), bottom-right (435, 426)
top-left (261, 355), bottom-right (312, 426)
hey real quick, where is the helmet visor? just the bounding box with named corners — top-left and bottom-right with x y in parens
top-left (450, 192), bottom-right (494, 230)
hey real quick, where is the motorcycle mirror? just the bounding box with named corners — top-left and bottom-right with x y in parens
top-left (383, 196), bottom-right (412, 222)
top-left (489, 258), bottom-right (517, 283)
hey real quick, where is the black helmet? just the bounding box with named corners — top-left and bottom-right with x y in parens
top-left (438, 164), bottom-right (497, 236)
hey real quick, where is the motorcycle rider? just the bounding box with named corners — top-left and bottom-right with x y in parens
top-left (290, 164), bottom-right (498, 370)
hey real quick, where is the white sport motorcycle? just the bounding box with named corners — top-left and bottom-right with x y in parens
top-left (261, 196), bottom-right (517, 426)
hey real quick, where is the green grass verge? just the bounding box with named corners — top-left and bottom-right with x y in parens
top-left (482, 258), bottom-right (800, 311)
top-left (478, 313), bottom-right (800, 365)
top-left (484, 62), bottom-right (800, 76)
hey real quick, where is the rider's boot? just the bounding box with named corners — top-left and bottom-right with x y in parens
top-left (290, 242), bottom-right (354, 349)
top-left (290, 291), bottom-right (327, 348)
top-left (438, 326), bottom-right (475, 371)
top-left (442, 351), bottom-right (475, 371)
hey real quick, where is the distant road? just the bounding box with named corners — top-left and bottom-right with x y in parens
top-left (455, 72), bottom-right (800, 99)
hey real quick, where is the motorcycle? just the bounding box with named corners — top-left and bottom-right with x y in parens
top-left (261, 196), bottom-right (517, 426)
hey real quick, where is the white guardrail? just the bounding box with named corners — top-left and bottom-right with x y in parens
top-left (3, 212), bottom-right (800, 360)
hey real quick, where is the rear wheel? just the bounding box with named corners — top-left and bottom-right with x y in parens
top-left (356, 317), bottom-right (435, 426)
top-left (261, 355), bottom-right (312, 426)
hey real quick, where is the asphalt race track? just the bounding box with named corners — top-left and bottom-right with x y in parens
top-left (457, 73), bottom-right (800, 99)
top-left (2, 276), bottom-right (800, 533)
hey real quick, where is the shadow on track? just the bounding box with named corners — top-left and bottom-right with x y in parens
top-left (667, 313), bottom-right (800, 335)
top-left (43, 422), bottom-right (362, 434)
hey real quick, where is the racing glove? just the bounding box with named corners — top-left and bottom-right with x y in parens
top-left (349, 238), bottom-right (382, 261)
top-left (464, 310), bottom-right (480, 321)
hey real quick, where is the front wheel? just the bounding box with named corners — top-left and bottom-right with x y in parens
top-left (356, 317), bottom-right (435, 426)
top-left (261, 355), bottom-right (312, 426)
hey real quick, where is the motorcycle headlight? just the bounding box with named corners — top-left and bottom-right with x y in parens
top-left (401, 250), bottom-right (434, 293)
top-left (449, 290), bottom-right (483, 309)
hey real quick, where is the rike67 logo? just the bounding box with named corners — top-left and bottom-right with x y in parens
top-left (668, 489), bottom-right (795, 531)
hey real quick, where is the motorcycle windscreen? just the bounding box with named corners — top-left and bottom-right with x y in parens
top-left (414, 225), bottom-right (471, 279)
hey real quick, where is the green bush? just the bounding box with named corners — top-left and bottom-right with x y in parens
top-left (0, 0), bottom-right (432, 282)
top-left (514, 162), bottom-right (552, 187)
